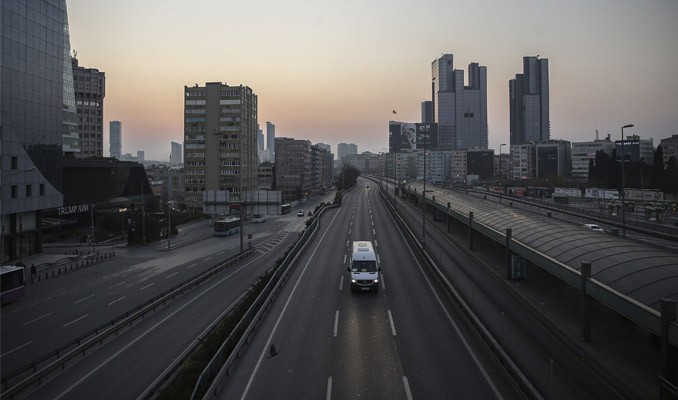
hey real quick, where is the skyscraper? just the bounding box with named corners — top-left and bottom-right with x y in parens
top-left (257, 124), bottom-right (264, 162)
top-left (421, 101), bottom-right (433, 123)
top-left (183, 82), bottom-right (258, 210)
top-left (72, 56), bottom-right (105, 157)
top-left (266, 121), bottom-right (275, 163)
top-left (1, 0), bottom-right (71, 261)
top-left (110, 121), bottom-right (122, 159)
top-left (432, 54), bottom-right (488, 150)
top-left (170, 141), bottom-right (183, 165)
top-left (509, 56), bottom-right (550, 145)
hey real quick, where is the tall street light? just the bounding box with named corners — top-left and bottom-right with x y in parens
top-left (167, 201), bottom-right (173, 249)
top-left (422, 132), bottom-right (429, 247)
top-left (499, 143), bottom-right (506, 204)
top-left (90, 204), bottom-right (96, 253)
top-left (621, 124), bottom-right (634, 239)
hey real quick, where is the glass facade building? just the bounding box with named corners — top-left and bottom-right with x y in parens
top-left (1, 0), bottom-right (70, 261)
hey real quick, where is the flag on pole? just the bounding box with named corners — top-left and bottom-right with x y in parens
top-left (392, 110), bottom-right (397, 114)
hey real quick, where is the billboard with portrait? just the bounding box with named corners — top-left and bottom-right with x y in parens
top-left (401, 123), bottom-right (416, 150)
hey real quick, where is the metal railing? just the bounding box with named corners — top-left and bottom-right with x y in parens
top-left (1, 249), bottom-right (255, 399)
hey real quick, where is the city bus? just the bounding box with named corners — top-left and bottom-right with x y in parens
top-left (281, 203), bottom-right (291, 214)
top-left (1, 265), bottom-right (26, 304)
top-left (214, 217), bottom-right (240, 236)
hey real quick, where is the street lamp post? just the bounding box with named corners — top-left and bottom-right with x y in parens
top-left (167, 201), bottom-right (173, 249)
top-left (621, 124), bottom-right (634, 239)
top-left (90, 204), bottom-right (96, 253)
top-left (141, 180), bottom-right (146, 245)
top-left (499, 143), bottom-right (506, 204)
top-left (422, 133), bottom-right (428, 246)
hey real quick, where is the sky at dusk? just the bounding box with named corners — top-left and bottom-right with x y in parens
top-left (68, 0), bottom-right (678, 161)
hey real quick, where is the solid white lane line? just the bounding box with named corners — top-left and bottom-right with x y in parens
top-left (403, 376), bottom-right (413, 400)
top-left (396, 221), bottom-right (505, 400)
top-left (107, 296), bottom-right (126, 306)
top-left (187, 263), bottom-right (197, 269)
top-left (53, 237), bottom-right (286, 400)
top-left (326, 376), bottom-right (333, 400)
top-left (140, 283), bottom-right (155, 290)
top-left (166, 272), bottom-right (178, 278)
top-left (110, 282), bottom-right (125, 289)
top-left (73, 294), bottom-right (95, 304)
top-left (240, 205), bottom-right (342, 400)
top-left (63, 314), bottom-right (88, 328)
top-left (333, 311), bottom-right (339, 337)
top-left (339, 276), bottom-right (344, 291)
top-left (203, 256), bottom-right (213, 261)
top-left (0, 341), bottom-right (32, 358)
top-left (388, 310), bottom-right (397, 336)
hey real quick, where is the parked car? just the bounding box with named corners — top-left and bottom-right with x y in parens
top-left (582, 224), bottom-right (604, 232)
top-left (297, 210), bottom-right (305, 217)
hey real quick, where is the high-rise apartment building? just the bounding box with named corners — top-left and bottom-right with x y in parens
top-left (183, 82), bottom-right (258, 210)
top-left (72, 56), bottom-right (105, 157)
top-left (275, 138), bottom-right (311, 202)
top-left (170, 141), bottom-right (182, 165)
top-left (1, 0), bottom-right (72, 261)
top-left (266, 121), bottom-right (275, 163)
top-left (110, 121), bottom-right (122, 159)
top-left (432, 54), bottom-right (488, 150)
top-left (510, 56), bottom-right (550, 145)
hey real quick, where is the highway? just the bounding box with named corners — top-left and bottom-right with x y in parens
top-left (0, 198), bottom-right (324, 399)
top-left (2, 181), bottom-right (659, 399)
top-left (219, 179), bottom-right (522, 400)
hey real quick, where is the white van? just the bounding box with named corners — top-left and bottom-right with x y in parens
top-left (347, 241), bottom-right (380, 292)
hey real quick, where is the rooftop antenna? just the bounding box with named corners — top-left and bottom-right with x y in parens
top-left (595, 129), bottom-right (599, 140)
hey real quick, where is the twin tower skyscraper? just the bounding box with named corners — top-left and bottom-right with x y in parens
top-left (430, 54), bottom-right (549, 150)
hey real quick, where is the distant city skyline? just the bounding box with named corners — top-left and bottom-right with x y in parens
top-left (68, 0), bottom-right (678, 161)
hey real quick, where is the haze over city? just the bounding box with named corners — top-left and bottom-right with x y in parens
top-left (68, 0), bottom-right (678, 161)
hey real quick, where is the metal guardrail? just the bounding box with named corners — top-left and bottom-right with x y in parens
top-left (192, 201), bottom-right (340, 400)
top-left (1, 248), bottom-right (255, 399)
top-left (376, 186), bottom-right (543, 400)
top-left (402, 185), bottom-right (678, 347)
